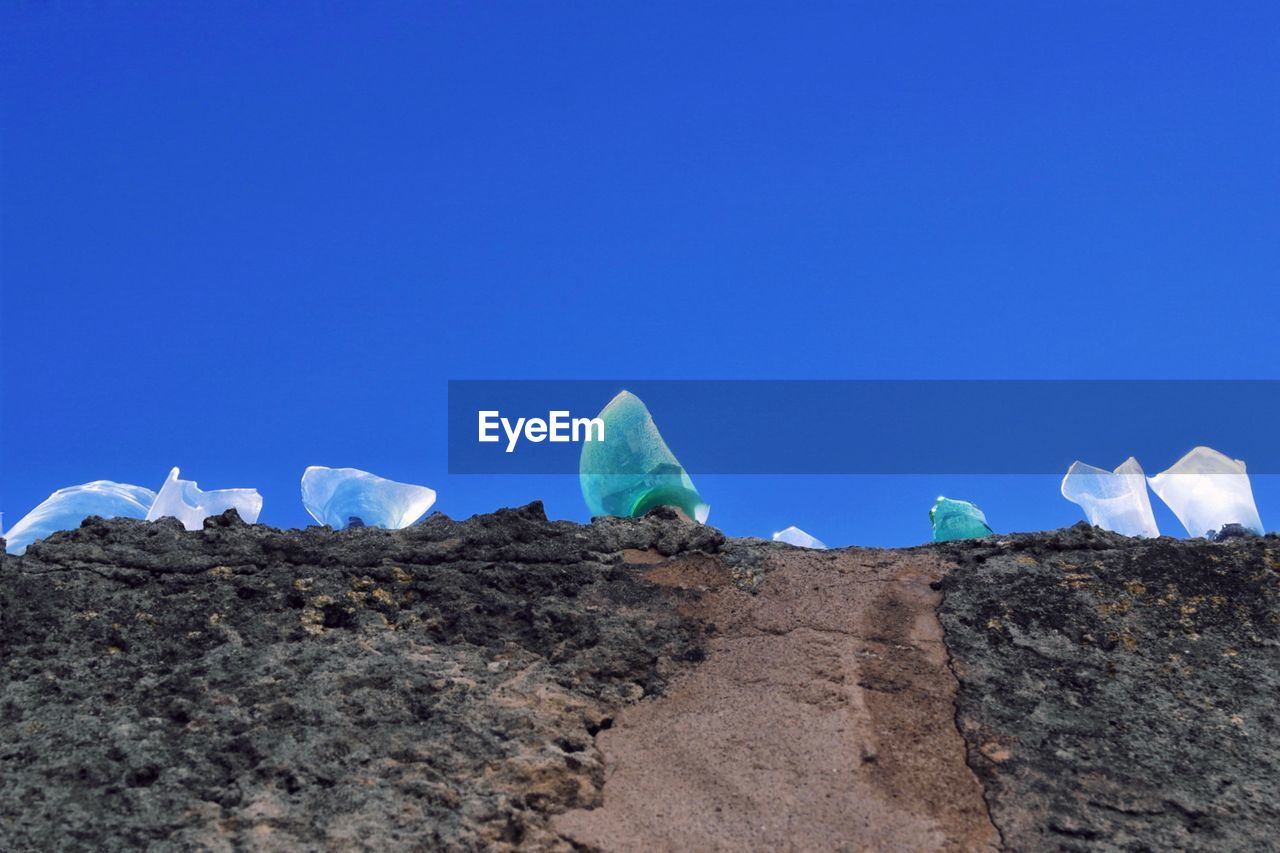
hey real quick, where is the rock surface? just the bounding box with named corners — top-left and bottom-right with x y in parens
top-left (0, 504), bottom-right (717, 850)
top-left (553, 546), bottom-right (997, 851)
top-left (938, 525), bottom-right (1280, 851)
top-left (2, 510), bottom-right (1277, 850)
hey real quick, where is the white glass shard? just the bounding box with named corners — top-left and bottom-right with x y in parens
top-left (145, 467), bottom-right (263, 530)
top-left (1060, 457), bottom-right (1160, 538)
top-left (3, 480), bottom-right (157, 555)
top-left (300, 466), bottom-right (436, 530)
top-left (772, 526), bottom-right (828, 549)
top-left (1147, 447), bottom-right (1264, 538)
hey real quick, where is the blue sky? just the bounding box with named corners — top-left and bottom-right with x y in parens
top-left (3, 3), bottom-right (1278, 546)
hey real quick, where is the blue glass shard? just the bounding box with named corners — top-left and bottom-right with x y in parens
top-left (301, 466), bottom-right (436, 530)
top-left (4, 481), bottom-right (157, 555)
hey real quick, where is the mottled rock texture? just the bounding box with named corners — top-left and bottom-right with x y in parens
top-left (2, 511), bottom-right (1277, 851)
top-left (0, 504), bottom-right (718, 850)
top-left (938, 524), bottom-right (1280, 852)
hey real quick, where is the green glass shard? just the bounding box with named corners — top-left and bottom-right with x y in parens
top-left (579, 390), bottom-right (709, 523)
top-left (930, 496), bottom-right (993, 542)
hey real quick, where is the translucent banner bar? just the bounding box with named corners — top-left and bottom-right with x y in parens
top-left (447, 380), bottom-right (1280, 475)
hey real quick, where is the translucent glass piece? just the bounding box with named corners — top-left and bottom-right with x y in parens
top-left (145, 467), bottom-right (263, 530)
top-left (772, 526), bottom-right (828, 549)
top-left (930, 496), bottom-right (993, 542)
top-left (1061, 457), bottom-right (1159, 538)
top-left (579, 390), bottom-right (709, 522)
top-left (301, 466), bottom-right (436, 530)
top-left (1147, 447), bottom-right (1264, 538)
top-left (1211, 523), bottom-right (1259, 542)
top-left (3, 481), bottom-right (157, 555)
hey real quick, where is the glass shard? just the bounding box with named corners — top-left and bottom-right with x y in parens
top-left (772, 526), bottom-right (828, 549)
top-left (1210, 523), bottom-right (1258, 542)
top-left (579, 390), bottom-right (709, 522)
top-left (1061, 457), bottom-right (1160, 538)
top-left (301, 466), bottom-right (436, 530)
top-left (1147, 446), bottom-right (1264, 538)
top-left (930, 496), bottom-right (993, 542)
top-left (3, 480), bottom-right (157, 555)
top-left (145, 467), bottom-right (263, 530)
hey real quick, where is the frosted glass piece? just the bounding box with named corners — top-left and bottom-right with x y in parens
top-left (930, 496), bottom-right (993, 542)
top-left (772, 526), bottom-right (828, 549)
top-left (1147, 447), bottom-right (1264, 538)
top-left (579, 391), bottom-right (709, 523)
top-left (1061, 457), bottom-right (1159, 538)
top-left (3, 481), bottom-right (157, 555)
top-left (301, 466), bottom-right (436, 530)
top-left (1211, 523), bottom-right (1259, 542)
top-left (145, 467), bottom-right (263, 530)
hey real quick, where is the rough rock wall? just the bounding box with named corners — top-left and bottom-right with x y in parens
top-left (938, 525), bottom-right (1280, 851)
top-left (2, 510), bottom-right (1277, 851)
top-left (0, 504), bottom-right (719, 850)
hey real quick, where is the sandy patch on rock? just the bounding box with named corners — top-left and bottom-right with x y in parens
top-left (554, 547), bottom-right (997, 851)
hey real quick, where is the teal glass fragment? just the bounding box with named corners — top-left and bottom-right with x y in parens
top-left (579, 390), bottom-right (709, 522)
top-left (930, 496), bottom-right (993, 542)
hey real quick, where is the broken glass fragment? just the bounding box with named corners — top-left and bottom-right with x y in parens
top-left (1209, 523), bottom-right (1259, 542)
top-left (3, 480), bottom-right (157, 555)
top-left (930, 496), bottom-right (993, 542)
top-left (579, 390), bottom-right (709, 522)
top-left (1061, 457), bottom-right (1159, 538)
top-left (1147, 446), bottom-right (1264, 538)
top-left (772, 526), bottom-right (828, 549)
top-left (301, 466), bottom-right (436, 530)
top-left (145, 467), bottom-right (263, 530)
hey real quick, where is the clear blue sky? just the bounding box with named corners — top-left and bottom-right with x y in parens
top-left (3, 3), bottom-right (1278, 546)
